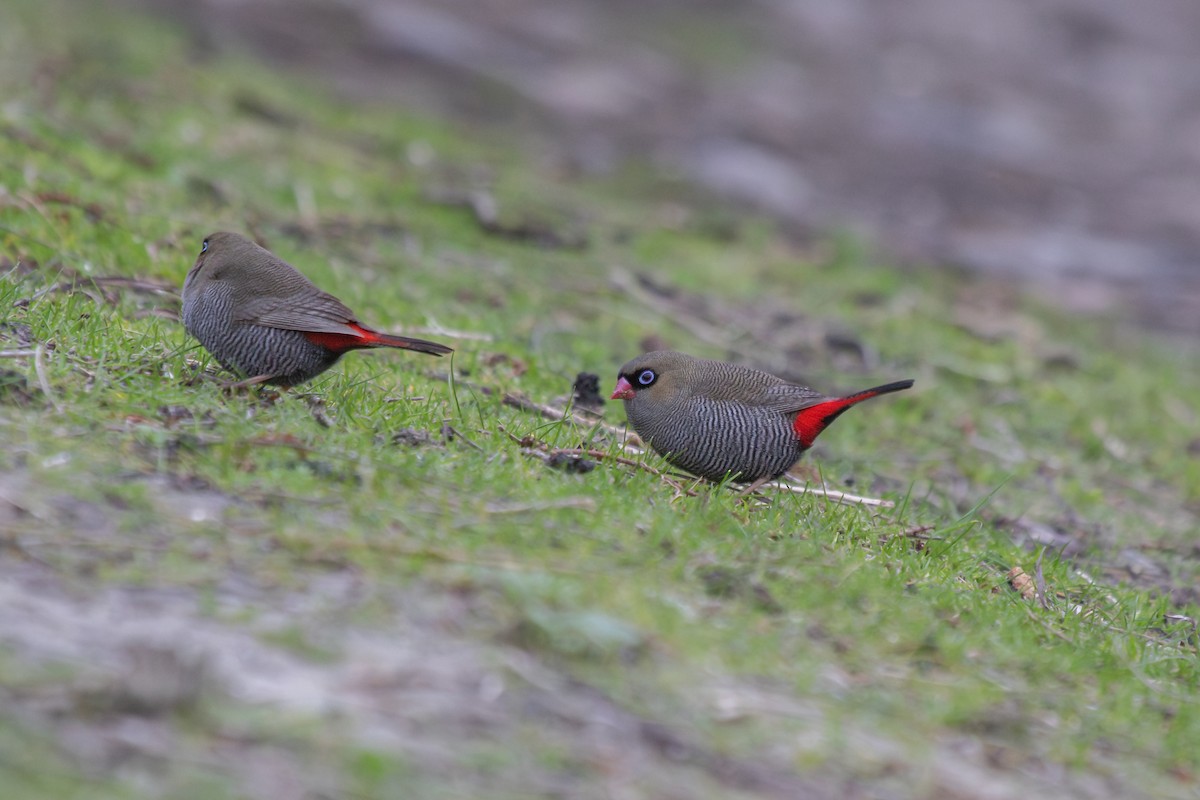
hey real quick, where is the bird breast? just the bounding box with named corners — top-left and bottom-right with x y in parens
top-left (182, 280), bottom-right (235, 343)
top-left (627, 394), bottom-right (802, 482)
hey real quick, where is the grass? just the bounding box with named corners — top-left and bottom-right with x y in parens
top-left (1, 0), bottom-right (1199, 797)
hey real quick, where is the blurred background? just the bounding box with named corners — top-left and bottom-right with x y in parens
top-left (126, 0), bottom-right (1200, 334)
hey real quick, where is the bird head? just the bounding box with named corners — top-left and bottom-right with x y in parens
top-left (611, 350), bottom-right (696, 404)
top-left (183, 231), bottom-right (316, 301)
top-left (183, 231), bottom-right (247, 295)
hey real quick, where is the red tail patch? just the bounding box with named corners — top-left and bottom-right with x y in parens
top-left (791, 380), bottom-right (913, 449)
top-left (302, 325), bottom-right (375, 353)
top-left (303, 324), bottom-right (453, 356)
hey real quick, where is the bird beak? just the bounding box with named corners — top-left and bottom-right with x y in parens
top-left (610, 376), bottom-right (635, 400)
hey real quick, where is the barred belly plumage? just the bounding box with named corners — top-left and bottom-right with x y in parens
top-left (181, 231), bottom-right (452, 387)
top-left (631, 397), bottom-right (801, 482)
top-left (183, 285), bottom-right (339, 385)
top-left (613, 350), bottom-right (913, 485)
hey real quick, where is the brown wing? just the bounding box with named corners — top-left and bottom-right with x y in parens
top-left (236, 290), bottom-right (361, 336)
top-left (756, 382), bottom-right (828, 414)
top-left (676, 358), bottom-right (829, 415)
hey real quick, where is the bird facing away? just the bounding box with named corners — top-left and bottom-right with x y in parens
top-left (182, 232), bottom-right (452, 387)
top-left (611, 350), bottom-right (913, 487)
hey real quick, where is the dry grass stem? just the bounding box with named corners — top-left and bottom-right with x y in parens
top-left (33, 344), bottom-right (62, 412)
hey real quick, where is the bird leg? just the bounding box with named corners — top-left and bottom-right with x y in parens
top-left (224, 373), bottom-right (277, 390)
top-left (219, 374), bottom-right (289, 403)
top-left (737, 477), bottom-right (773, 497)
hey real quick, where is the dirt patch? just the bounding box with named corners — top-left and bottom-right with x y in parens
top-left (0, 554), bottom-right (828, 798)
top-left (0, 462), bottom-right (1134, 799)
top-left (1, 552), bottom-right (1141, 799)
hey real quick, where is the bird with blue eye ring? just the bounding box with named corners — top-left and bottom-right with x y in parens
top-left (609, 350), bottom-right (913, 491)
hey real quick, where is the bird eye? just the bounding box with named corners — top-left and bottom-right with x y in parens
top-left (200, 239), bottom-right (209, 254)
top-left (637, 369), bottom-right (656, 386)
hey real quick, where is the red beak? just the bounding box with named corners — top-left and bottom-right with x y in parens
top-left (611, 376), bottom-right (635, 400)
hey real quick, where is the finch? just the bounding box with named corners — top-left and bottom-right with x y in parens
top-left (182, 232), bottom-right (451, 387)
top-left (612, 350), bottom-right (912, 486)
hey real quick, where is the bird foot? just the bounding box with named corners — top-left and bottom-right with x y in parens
top-left (224, 374), bottom-right (276, 390)
top-left (218, 374), bottom-right (287, 403)
top-left (737, 477), bottom-right (772, 497)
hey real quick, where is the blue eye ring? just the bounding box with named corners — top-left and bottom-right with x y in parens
top-left (201, 239), bottom-right (209, 253)
top-left (637, 369), bottom-right (656, 386)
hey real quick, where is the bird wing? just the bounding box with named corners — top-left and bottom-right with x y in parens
top-left (755, 382), bottom-right (828, 414)
top-left (236, 292), bottom-right (361, 336)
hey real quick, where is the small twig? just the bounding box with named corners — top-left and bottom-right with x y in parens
top-left (0, 349), bottom-right (37, 358)
top-left (31, 274), bottom-right (178, 304)
top-left (503, 427), bottom-right (696, 496)
top-left (303, 394), bottom-right (335, 428)
top-left (1033, 548), bottom-right (1050, 609)
top-left (552, 447), bottom-right (697, 495)
top-left (442, 422), bottom-right (484, 452)
top-left (758, 479), bottom-right (895, 508)
top-left (501, 392), bottom-right (621, 435)
top-left (1018, 601), bottom-right (1075, 643)
top-left (33, 344), bottom-right (62, 413)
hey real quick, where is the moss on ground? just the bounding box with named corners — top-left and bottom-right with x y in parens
top-left (1, 1), bottom-right (1198, 798)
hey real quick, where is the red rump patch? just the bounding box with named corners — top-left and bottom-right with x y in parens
top-left (792, 379), bottom-right (913, 448)
top-left (792, 388), bottom-right (895, 449)
top-left (302, 324), bottom-right (375, 352)
top-left (792, 397), bottom-right (857, 449)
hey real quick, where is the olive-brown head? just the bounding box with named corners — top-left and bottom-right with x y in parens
top-left (611, 350), bottom-right (786, 406)
top-left (183, 231), bottom-right (324, 306)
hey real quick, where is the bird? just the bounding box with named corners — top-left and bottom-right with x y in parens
top-left (611, 350), bottom-right (913, 490)
top-left (182, 232), bottom-right (452, 387)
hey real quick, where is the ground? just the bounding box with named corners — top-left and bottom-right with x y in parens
top-left (1, 1), bottom-right (1199, 799)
